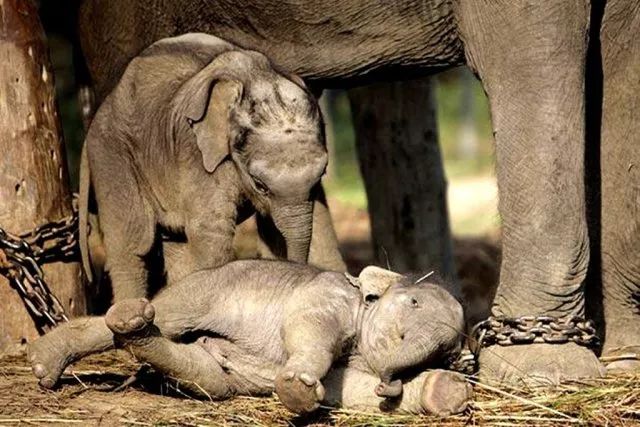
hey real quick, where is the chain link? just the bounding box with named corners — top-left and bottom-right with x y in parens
top-left (0, 197), bottom-right (79, 333)
top-left (448, 348), bottom-right (477, 376)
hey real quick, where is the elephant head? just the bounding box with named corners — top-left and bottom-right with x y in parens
top-left (176, 50), bottom-right (327, 263)
top-left (356, 266), bottom-right (464, 398)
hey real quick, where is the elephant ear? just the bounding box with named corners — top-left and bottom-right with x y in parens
top-left (184, 79), bottom-right (243, 173)
top-left (358, 266), bottom-right (403, 303)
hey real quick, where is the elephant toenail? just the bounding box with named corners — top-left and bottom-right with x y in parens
top-left (128, 317), bottom-right (144, 330)
top-left (315, 382), bottom-right (325, 400)
top-left (283, 371), bottom-right (295, 380)
top-left (39, 377), bottom-right (56, 389)
top-left (143, 304), bottom-right (155, 320)
top-left (299, 373), bottom-right (315, 386)
top-left (32, 363), bottom-right (47, 378)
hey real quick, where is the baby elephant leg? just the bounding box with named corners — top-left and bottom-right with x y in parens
top-left (275, 274), bottom-right (352, 414)
top-left (276, 330), bottom-right (333, 414)
top-left (105, 298), bottom-right (232, 399)
top-left (28, 317), bottom-right (114, 389)
top-left (323, 368), bottom-right (472, 415)
top-left (276, 317), bottom-right (342, 412)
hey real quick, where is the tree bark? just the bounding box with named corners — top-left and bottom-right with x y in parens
top-left (348, 78), bottom-right (455, 279)
top-left (0, 0), bottom-right (84, 354)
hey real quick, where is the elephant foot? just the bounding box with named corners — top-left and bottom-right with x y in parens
top-left (105, 298), bottom-right (156, 338)
top-left (420, 370), bottom-right (472, 416)
top-left (28, 334), bottom-right (72, 389)
top-left (602, 345), bottom-right (640, 373)
top-left (478, 343), bottom-right (605, 386)
top-left (275, 369), bottom-right (325, 414)
top-left (601, 313), bottom-right (640, 373)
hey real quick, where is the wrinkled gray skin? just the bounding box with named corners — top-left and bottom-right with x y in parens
top-left (79, 34), bottom-right (333, 301)
top-left (28, 261), bottom-right (468, 414)
top-left (74, 0), bottom-right (640, 382)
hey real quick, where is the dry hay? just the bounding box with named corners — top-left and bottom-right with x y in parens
top-left (1, 351), bottom-right (638, 426)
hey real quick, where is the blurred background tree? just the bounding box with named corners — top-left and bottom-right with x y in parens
top-left (322, 67), bottom-right (498, 237)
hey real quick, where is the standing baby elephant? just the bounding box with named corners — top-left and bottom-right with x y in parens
top-left (79, 33), bottom-right (329, 300)
top-left (28, 262), bottom-right (470, 415)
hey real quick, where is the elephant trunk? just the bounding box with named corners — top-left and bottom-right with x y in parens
top-left (271, 199), bottom-right (314, 263)
top-left (376, 338), bottom-right (439, 398)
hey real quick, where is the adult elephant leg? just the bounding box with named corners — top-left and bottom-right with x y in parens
top-left (598, 0), bottom-right (640, 371)
top-left (348, 78), bottom-right (456, 280)
top-left (457, 1), bottom-right (603, 383)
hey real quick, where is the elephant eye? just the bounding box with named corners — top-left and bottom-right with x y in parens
top-left (251, 175), bottom-right (269, 195)
top-left (365, 294), bottom-right (379, 304)
top-left (410, 297), bottom-right (420, 308)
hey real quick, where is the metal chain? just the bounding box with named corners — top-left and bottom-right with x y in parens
top-left (471, 314), bottom-right (600, 350)
top-left (0, 197), bottom-right (79, 333)
top-left (447, 314), bottom-right (601, 375)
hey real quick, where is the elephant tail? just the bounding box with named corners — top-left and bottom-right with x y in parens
top-left (79, 143), bottom-right (94, 283)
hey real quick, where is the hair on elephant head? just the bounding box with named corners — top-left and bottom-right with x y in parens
top-left (355, 266), bottom-right (464, 398)
top-left (175, 50), bottom-right (328, 263)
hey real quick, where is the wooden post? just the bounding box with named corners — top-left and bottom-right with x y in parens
top-left (348, 78), bottom-right (455, 279)
top-left (0, 0), bottom-right (84, 353)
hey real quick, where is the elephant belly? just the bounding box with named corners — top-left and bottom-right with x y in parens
top-left (196, 336), bottom-right (279, 395)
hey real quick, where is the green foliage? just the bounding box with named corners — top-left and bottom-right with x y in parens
top-left (325, 68), bottom-right (495, 210)
top-left (323, 93), bottom-right (366, 207)
top-left (435, 68), bottom-right (494, 179)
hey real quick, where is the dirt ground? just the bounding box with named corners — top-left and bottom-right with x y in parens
top-left (2, 350), bottom-right (639, 426)
top-left (1, 201), bottom-right (638, 426)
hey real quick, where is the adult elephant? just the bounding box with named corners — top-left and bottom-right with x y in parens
top-left (75, 0), bottom-right (640, 383)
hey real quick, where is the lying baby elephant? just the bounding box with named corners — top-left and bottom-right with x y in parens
top-left (79, 32), bottom-right (337, 302)
top-left (28, 261), bottom-right (470, 415)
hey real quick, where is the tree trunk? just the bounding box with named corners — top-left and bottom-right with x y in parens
top-left (0, 0), bottom-right (84, 354)
top-left (348, 78), bottom-right (455, 279)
